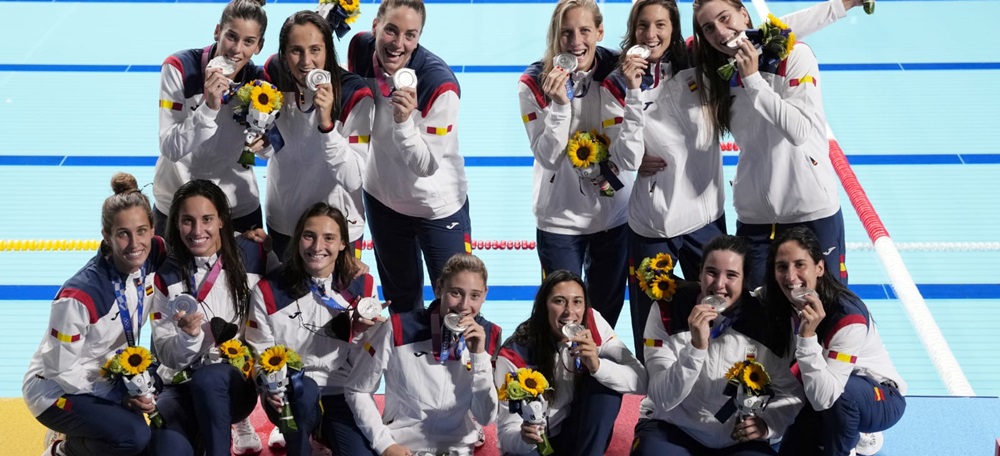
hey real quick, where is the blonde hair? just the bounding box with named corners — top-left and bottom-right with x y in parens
top-left (434, 254), bottom-right (488, 298)
top-left (541, 0), bottom-right (604, 76)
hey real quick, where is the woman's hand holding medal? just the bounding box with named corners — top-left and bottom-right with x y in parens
top-left (569, 329), bottom-right (599, 372)
top-left (457, 314), bottom-right (486, 354)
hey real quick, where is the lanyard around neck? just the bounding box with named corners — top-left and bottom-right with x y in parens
top-left (110, 266), bottom-right (146, 347)
top-left (188, 257), bottom-right (224, 303)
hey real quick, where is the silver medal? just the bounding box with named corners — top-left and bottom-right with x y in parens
top-left (701, 294), bottom-right (728, 313)
top-left (626, 44), bottom-right (651, 60)
top-left (552, 53), bottom-right (578, 73)
top-left (206, 56), bottom-right (237, 76)
top-left (355, 297), bottom-right (382, 320)
top-left (726, 30), bottom-right (749, 49)
top-left (169, 294), bottom-right (199, 317)
top-left (561, 323), bottom-right (585, 339)
top-left (791, 287), bottom-right (819, 304)
top-left (392, 68), bottom-right (418, 90)
top-left (306, 69), bottom-right (332, 92)
top-left (443, 313), bottom-right (467, 333)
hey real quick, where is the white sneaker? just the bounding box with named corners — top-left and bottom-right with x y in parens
top-left (854, 431), bottom-right (884, 456)
top-left (267, 426), bottom-right (286, 449)
top-left (231, 418), bottom-right (263, 455)
top-left (474, 424), bottom-right (485, 448)
top-left (41, 440), bottom-right (66, 456)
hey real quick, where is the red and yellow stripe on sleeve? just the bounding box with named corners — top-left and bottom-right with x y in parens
top-left (827, 350), bottom-right (858, 364)
top-left (50, 328), bottom-right (81, 343)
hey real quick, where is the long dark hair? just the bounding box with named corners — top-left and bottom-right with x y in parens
top-left (619, 0), bottom-right (688, 75)
top-left (763, 226), bottom-right (856, 356)
top-left (279, 202), bottom-right (359, 297)
top-left (510, 270), bottom-right (589, 400)
top-left (274, 10), bottom-right (346, 123)
top-left (165, 180), bottom-right (251, 324)
top-left (690, 0), bottom-right (752, 139)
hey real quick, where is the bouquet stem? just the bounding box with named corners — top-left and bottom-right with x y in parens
top-left (537, 430), bottom-right (554, 455)
top-left (238, 147), bottom-right (256, 168)
top-left (278, 402), bottom-right (298, 434)
top-left (148, 409), bottom-right (164, 428)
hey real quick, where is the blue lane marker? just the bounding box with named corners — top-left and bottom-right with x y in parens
top-left (2, 284), bottom-right (998, 301)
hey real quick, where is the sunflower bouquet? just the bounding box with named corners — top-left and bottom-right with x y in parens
top-left (722, 359), bottom-right (773, 418)
top-left (636, 253), bottom-right (678, 302)
top-left (566, 130), bottom-right (623, 197)
top-left (317, 0), bottom-right (362, 39)
top-left (255, 345), bottom-right (305, 433)
top-left (101, 346), bottom-right (164, 427)
top-left (717, 13), bottom-right (796, 82)
top-left (232, 79), bottom-right (284, 167)
top-left (499, 368), bottom-right (554, 455)
top-left (217, 339), bottom-right (254, 379)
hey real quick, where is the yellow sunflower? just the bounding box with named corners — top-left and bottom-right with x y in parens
top-left (742, 361), bottom-right (770, 393)
top-left (652, 253), bottom-right (674, 272)
top-left (638, 276), bottom-right (651, 294)
top-left (649, 274), bottom-right (677, 301)
top-left (497, 384), bottom-right (508, 401)
top-left (120, 346), bottom-right (153, 376)
top-left (786, 32), bottom-right (797, 55)
top-left (767, 13), bottom-right (789, 31)
top-left (518, 369), bottom-right (549, 397)
top-left (250, 84), bottom-right (282, 114)
top-left (219, 339), bottom-right (245, 359)
top-left (567, 137), bottom-right (600, 168)
top-left (260, 345), bottom-right (290, 373)
top-left (723, 361), bottom-right (744, 380)
top-left (339, 0), bottom-right (360, 14)
top-left (241, 356), bottom-right (254, 379)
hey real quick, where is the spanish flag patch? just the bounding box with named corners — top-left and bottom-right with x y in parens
top-left (55, 396), bottom-right (72, 411)
top-left (521, 112), bottom-right (538, 123)
top-left (601, 116), bottom-right (623, 128)
top-left (643, 338), bottom-right (663, 347)
top-left (426, 125), bottom-right (453, 136)
top-left (789, 75), bottom-right (817, 87)
top-left (348, 135), bottom-right (370, 144)
top-left (159, 99), bottom-right (182, 111)
top-left (828, 351), bottom-right (858, 364)
top-left (50, 329), bottom-right (81, 343)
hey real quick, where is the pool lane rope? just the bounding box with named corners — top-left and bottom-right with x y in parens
top-left (828, 127), bottom-right (975, 396)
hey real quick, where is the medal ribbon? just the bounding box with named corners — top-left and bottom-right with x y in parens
top-left (110, 265), bottom-right (147, 347)
top-left (188, 258), bottom-right (224, 303)
top-left (372, 51), bottom-right (394, 97)
top-left (309, 280), bottom-right (351, 312)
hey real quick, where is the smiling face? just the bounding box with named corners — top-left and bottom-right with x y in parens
top-left (298, 215), bottom-right (345, 279)
top-left (284, 22), bottom-right (327, 88)
top-left (545, 280), bottom-right (587, 340)
top-left (695, 0), bottom-right (752, 57)
top-left (438, 270), bottom-right (487, 318)
top-left (213, 18), bottom-right (264, 75)
top-left (176, 196), bottom-right (223, 258)
top-left (699, 249), bottom-right (744, 310)
top-left (372, 5), bottom-right (423, 76)
top-left (773, 240), bottom-right (826, 311)
top-left (103, 206), bottom-right (153, 274)
top-left (633, 4), bottom-right (674, 63)
top-left (559, 6), bottom-right (604, 72)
